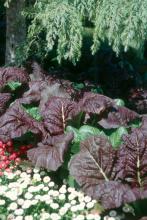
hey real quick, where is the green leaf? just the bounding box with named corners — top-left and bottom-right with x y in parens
top-left (114, 99), bottom-right (125, 106)
top-left (109, 127), bottom-right (128, 148)
top-left (7, 81), bottom-right (22, 91)
top-left (70, 142), bottom-right (80, 154)
top-left (79, 125), bottom-right (103, 141)
top-left (25, 107), bottom-right (42, 121)
top-left (66, 126), bottom-right (80, 142)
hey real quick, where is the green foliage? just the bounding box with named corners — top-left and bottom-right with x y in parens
top-left (7, 81), bottom-right (22, 91)
top-left (22, 0), bottom-right (147, 64)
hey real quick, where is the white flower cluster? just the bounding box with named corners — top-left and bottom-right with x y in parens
top-left (0, 166), bottom-right (102, 220)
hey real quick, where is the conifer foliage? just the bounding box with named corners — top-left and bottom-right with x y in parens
top-left (24, 0), bottom-right (147, 63)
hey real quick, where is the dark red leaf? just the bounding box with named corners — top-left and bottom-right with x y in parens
top-left (98, 106), bottom-right (139, 129)
top-left (41, 97), bottom-right (78, 135)
top-left (0, 101), bottom-right (46, 142)
top-left (0, 93), bottom-right (11, 116)
top-left (69, 135), bottom-right (117, 193)
top-left (27, 132), bottom-right (74, 171)
top-left (117, 130), bottom-right (147, 187)
top-left (78, 92), bottom-right (114, 115)
top-left (0, 67), bottom-right (30, 90)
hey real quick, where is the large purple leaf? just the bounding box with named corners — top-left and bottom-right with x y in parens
top-left (0, 93), bottom-right (11, 116)
top-left (22, 80), bottom-right (70, 109)
top-left (27, 132), bottom-right (74, 171)
top-left (89, 181), bottom-right (136, 209)
top-left (41, 97), bottom-right (78, 135)
top-left (98, 106), bottom-right (139, 129)
top-left (0, 67), bottom-right (30, 90)
top-left (117, 130), bottom-right (147, 187)
top-left (69, 133), bottom-right (147, 209)
top-left (69, 135), bottom-right (117, 192)
top-left (78, 92), bottom-right (114, 115)
top-left (0, 101), bottom-right (46, 142)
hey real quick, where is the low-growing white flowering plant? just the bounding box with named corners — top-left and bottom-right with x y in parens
top-left (0, 164), bottom-right (102, 220)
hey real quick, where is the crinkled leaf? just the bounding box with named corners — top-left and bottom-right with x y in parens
top-left (0, 101), bottom-right (46, 142)
top-left (117, 130), bottom-right (147, 187)
top-left (66, 126), bottom-right (80, 142)
top-left (0, 67), bottom-right (29, 90)
top-left (109, 127), bottom-right (128, 148)
top-left (0, 93), bottom-right (11, 116)
top-left (78, 92), bottom-right (114, 115)
top-left (69, 135), bottom-right (117, 190)
top-left (27, 132), bottom-right (74, 171)
top-left (98, 106), bottom-right (139, 129)
top-left (41, 97), bottom-right (78, 135)
top-left (88, 181), bottom-right (137, 209)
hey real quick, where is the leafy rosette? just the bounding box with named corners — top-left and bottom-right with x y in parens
top-left (41, 97), bottom-right (78, 135)
top-left (69, 130), bottom-right (147, 209)
top-left (78, 92), bottom-right (114, 115)
top-left (98, 106), bottom-right (139, 129)
top-left (0, 93), bottom-right (11, 116)
top-left (0, 67), bottom-right (30, 90)
top-left (0, 101), bottom-right (46, 142)
top-left (27, 132), bottom-right (74, 171)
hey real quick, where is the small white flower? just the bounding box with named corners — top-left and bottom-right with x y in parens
top-left (70, 205), bottom-right (78, 212)
top-left (28, 186), bottom-right (37, 193)
top-left (52, 190), bottom-right (59, 197)
top-left (84, 196), bottom-right (92, 203)
top-left (8, 202), bottom-right (18, 210)
top-left (71, 200), bottom-right (77, 205)
top-left (6, 192), bottom-right (17, 201)
top-left (17, 199), bottom-right (24, 206)
top-left (20, 172), bottom-right (27, 178)
top-left (50, 203), bottom-right (59, 210)
top-left (43, 176), bottom-right (50, 183)
top-left (86, 201), bottom-right (95, 209)
top-left (40, 171), bottom-right (46, 176)
top-left (33, 173), bottom-right (41, 181)
top-left (26, 168), bottom-right (32, 174)
top-left (75, 215), bottom-right (85, 220)
top-left (86, 214), bottom-right (95, 220)
top-left (15, 170), bottom-right (22, 175)
top-left (35, 195), bottom-right (41, 200)
top-left (94, 214), bottom-right (101, 220)
top-left (76, 202), bottom-right (85, 211)
top-left (67, 187), bottom-right (75, 193)
top-left (14, 216), bottom-right (23, 220)
top-left (59, 187), bottom-right (67, 194)
top-left (22, 200), bottom-right (32, 209)
top-left (45, 198), bottom-right (53, 205)
top-left (58, 194), bottom-right (65, 200)
top-left (0, 186), bottom-right (7, 195)
top-left (25, 215), bottom-right (33, 220)
top-left (50, 213), bottom-right (61, 220)
top-left (48, 181), bottom-right (55, 187)
top-left (24, 192), bottom-right (33, 200)
top-left (0, 200), bottom-right (5, 205)
top-left (40, 212), bottom-right (50, 219)
top-left (33, 167), bottom-right (40, 173)
top-left (68, 193), bottom-right (77, 201)
top-left (64, 203), bottom-right (71, 209)
top-left (14, 209), bottom-right (24, 216)
top-left (43, 186), bottom-right (49, 192)
top-left (31, 200), bottom-right (38, 205)
top-left (59, 207), bottom-right (68, 216)
top-left (37, 184), bottom-right (44, 190)
top-left (7, 173), bottom-right (15, 179)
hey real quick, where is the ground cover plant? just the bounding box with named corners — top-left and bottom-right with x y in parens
top-left (0, 62), bottom-right (147, 219)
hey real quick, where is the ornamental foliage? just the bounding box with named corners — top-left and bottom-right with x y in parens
top-left (23, 0), bottom-right (147, 63)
